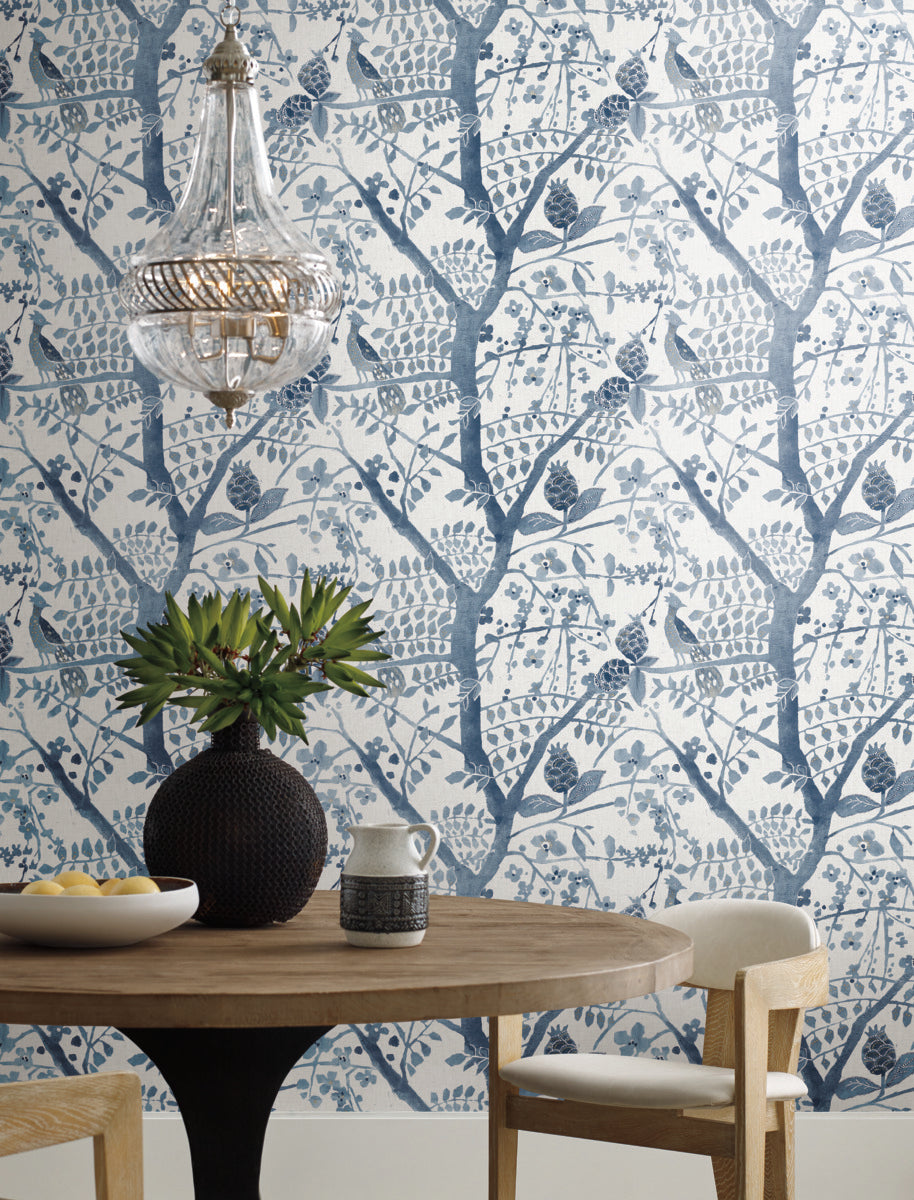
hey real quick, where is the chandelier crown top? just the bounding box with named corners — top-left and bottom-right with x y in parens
top-left (204, 5), bottom-right (258, 83)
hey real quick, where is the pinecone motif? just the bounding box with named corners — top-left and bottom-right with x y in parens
top-left (59, 664), bottom-right (88, 699)
top-left (60, 383), bottom-right (89, 416)
top-left (0, 56), bottom-right (12, 101)
top-left (274, 378), bottom-right (312, 412)
top-left (862, 744), bottom-right (896, 794)
top-left (378, 101), bottom-right (406, 134)
top-left (595, 658), bottom-right (631, 695)
top-left (615, 54), bottom-right (648, 98)
top-left (862, 462), bottom-right (896, 512)
top-left (60, 102), bottom-right (88, 134)
top-left (594, 94), bottom-right (630, 132)
top-left (276, 94), bottom-right (312, 130)
top-left (862, 1026), bottom-right (896, 1076)
top-left (544, 1024), bottom-right (578, 1055)
top-left (544, 462), bottom-right (579, 511)
top-left (227, 462), bottom-right (262, 512)
top-left (544, 180), bottom-right (579, 230)
top-left (615, 618), bottom-right (648, 664)
top-left (298, 54), bottom-right (331, 98)
top-left (594, 376), bottom-right (630, 412)
top-left (0, 619), bottom-right (13, 664)
top-left (544, 744), bottom-right (579, 794)
top-left (0, 339), bottom-right (12, 381)
top-left (308, 354), bottom-right (332, 381)
top-left (615, 337), bottom-right (648, 381)
top-left (862, 180), bottom-right (896, 231)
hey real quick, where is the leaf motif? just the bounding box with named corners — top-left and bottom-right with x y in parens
top-left (250, 488), bottom-right (287, 523)
top-left (519, 793), bottom-right (564, 817)
top-left (311, 384), bottom-right (328, 422)
top-left (834, 230), bottom-right (880, 253)
top-left (629, 102), bottom-right (645, 141)
top-left (891, 829), bottom-right (906, 860)
top-left (567, 205), bottom-right (605, 240)
top-left (886, 1052), bottom-right (914, 1089)
top-left (518, 511), bottom-right (562, 534)
top-left (200, 511), bottom-right (244, 535)
top-left (567, 771), bottom-right (603, 804)
top-left (0, 668), bottom-right (8, 706)
top-left (567, 488), bottom-right (604, 523)
top-left (629, 385), bottom-right (645, 423)
top-left (629, 666), bottom-right (645, 705)
top-left (834, 511), bottom-right (879, 534)
top-left (885, 770), bottom-right (914, 807)
top-left (517, 229), bottom-right (563, 253)
top-left (835, 793), bottom-right (880, 817)
top-left (311, 103), bottom-right (328, 141)
top-left (572, 547), bottom-right (588, 576)
top-left (886, 205), bottom-right (914, 241)
top-left (835, 1077), bottom-right (878, 1098)
top-left (891, 547), bottom-right (906, 576)
top-left (885, 488), bottom-right (914, 523)
top-left (571, 829), bottom-right (589, 858)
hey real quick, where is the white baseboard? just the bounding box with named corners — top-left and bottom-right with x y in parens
top-left (0, 1111), bottom-right (909, 1198)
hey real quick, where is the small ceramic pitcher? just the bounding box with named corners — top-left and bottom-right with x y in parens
top-left (340, 822), bottom-right (440, 948)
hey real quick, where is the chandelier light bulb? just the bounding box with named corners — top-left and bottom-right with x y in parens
top-left (120, 3), bottom-right (343, 426)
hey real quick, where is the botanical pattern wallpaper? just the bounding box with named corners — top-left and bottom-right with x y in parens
top-left (0, 0), bottom-right (913, 1115)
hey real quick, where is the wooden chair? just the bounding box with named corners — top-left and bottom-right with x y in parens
top-left (0, 1071), bottom-right (143, 1200)
top-left (489, 899), bottom-right (829, 1200)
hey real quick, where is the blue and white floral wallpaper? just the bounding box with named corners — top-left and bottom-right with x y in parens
top-left (1, 0), bottom-right (914, 1115)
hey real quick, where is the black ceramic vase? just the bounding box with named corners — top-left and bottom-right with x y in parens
top-left (143, 715), bottom-right (327, 927)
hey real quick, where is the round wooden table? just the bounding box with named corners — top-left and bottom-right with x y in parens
top-left (0, 892), bottom-right (693, 1200)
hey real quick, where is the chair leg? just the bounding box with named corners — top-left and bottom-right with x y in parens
top-left (763, 1106), bottom-right (795, 1200)
top-left (712, 1156), bottom-right (736, 1200)
top-left (489, 1014), bottom-right (522, 1200)
top-left (92, 1073), bottom-right (144, 1200)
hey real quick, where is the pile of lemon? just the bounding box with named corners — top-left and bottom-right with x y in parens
top-left (21, 870), bottom-right (161, 897)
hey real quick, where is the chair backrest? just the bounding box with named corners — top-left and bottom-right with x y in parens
top-left (651, 898), bottom-right (820, 990)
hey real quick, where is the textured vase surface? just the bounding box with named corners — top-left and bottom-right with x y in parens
top-left (143, 716), bottom-right (327, 927)
top-left (340, 822), bottom-right (439, 948)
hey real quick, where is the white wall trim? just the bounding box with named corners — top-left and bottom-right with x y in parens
top-left (0, 1111), bottom-right (909, 1199)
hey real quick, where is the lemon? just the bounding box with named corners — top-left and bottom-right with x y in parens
top-left (54, 870), bottom-right (99, 890)
top-left (21, 880), bottom-right (65, 895)
top-left (110, 876), bottom-right (160, 895)
top-left (98, 877), bottom-right (124, 895)
top-left (62, 884), bottom-right (104, 896)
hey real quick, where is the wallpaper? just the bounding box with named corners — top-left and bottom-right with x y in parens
top-left (0, 0), bottom-right (913, 1115)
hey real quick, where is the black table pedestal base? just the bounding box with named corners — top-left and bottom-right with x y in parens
top-left (121, 1025), bottom-right (332, 1200)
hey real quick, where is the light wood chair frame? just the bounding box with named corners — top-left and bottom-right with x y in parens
top-left (489, 943), bottom-right (829, 1200)
top-left (0, 1071), bottom-right (143, 1200)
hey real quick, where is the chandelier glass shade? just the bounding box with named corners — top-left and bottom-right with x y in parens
top-left (120, 4), bottom-right (342, 426)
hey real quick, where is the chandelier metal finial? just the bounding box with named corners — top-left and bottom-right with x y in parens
top-left (119, 2), bottom-right (343, 427)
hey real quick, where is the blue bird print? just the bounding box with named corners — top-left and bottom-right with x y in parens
top-left (347, 313), bottom-right (405, 415)
top-left (29, 31), bottom-right (73, 98)
top-left (29, 30), bottom-right (87, 133)
top-left (29, 313), bottom-right (73, 381)
top-left (664, 32), bottom-right (722, 134)
top-left (29, 596), bottom-right (74, 665)
top-left (346, 31), bottom-right (404, 133)
top-left (664, 595), bottom-right (722, 699)
top-left (664, 313), bottom-right (722, 416)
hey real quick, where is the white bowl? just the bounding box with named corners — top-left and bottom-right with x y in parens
top-left (0, 877), bottom-right (199, 948)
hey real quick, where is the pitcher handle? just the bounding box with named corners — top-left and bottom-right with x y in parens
top-left (408, 823), bottom-right (440, 871)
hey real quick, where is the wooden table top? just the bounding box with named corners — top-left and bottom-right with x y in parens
top-left (0, 892), bottom-right (693, 1028)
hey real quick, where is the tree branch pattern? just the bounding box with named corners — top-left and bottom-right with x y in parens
top-left (1, 0), bottom-right (914, 1113)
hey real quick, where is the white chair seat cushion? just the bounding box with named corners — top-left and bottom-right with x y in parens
top-left (500, 1053), bottom-right (807, 1110)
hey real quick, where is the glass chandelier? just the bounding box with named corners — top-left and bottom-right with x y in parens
top-left (120, 3), bottom-right (342, 427)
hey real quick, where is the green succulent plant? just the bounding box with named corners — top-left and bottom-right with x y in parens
top-left (115, 572), bottom-right (390, 743)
